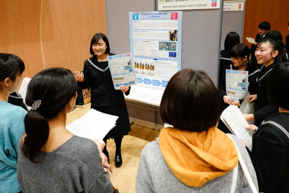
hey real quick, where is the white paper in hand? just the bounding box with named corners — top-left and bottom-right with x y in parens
top-left (220, 105), bottom-right (252, 150)
top-left (67, 109), bottom-right (118, 141)
top-left (246, 37), bottom-right (256, 44)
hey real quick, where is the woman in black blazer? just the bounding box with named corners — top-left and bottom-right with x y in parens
top-left (75, 33), bottom-right (131, 168)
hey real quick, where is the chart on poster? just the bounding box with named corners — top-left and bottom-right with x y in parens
top-left (129, 11), bottom-right (182, 89)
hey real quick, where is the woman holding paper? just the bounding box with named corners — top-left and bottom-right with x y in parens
top-left (0, 53), bottom-right (26, 193)
top-left (218, 43), bottom-right (260, 133)
top-left (243, 38), bottom-right (288, 126)
top-left (17, 68), bottom-right (113, 192)
top-left (75, 33), bottom-right (131, 168)
top-left (219, 43), bottom-right (259, 109)
top-left (136, 69), bottom-right (258, 192)
top-left (245, 63), bottom-right (289, 192)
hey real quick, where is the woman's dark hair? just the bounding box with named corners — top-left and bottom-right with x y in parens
top-left (160, 69), bottom-right (221, 132)
top-left (0, 53), bottom-right (25, 82)
top-left (266, 30), bottom-right (283, 41)
top-left (258, 21), bottom-right (271, 30)
top-left (89, 33), bottom-right (110, 55)
top-left (268, 62), bottom-right (289, 109)
top-left (229, 43), bottom-right (250, 59)
top-left (224, 32), bottom-right (240, 52)
top-left (256, 38), bottom-right (288, 64)
top-left (22, 68), bottom-right (77, 163)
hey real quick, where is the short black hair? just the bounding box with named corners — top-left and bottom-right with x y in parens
top-left (258, 21), bottom-right (271, 30)
top-left (160, 69), bottom-right (221, 132)
top-left (266, 30), bottom-right (282, 41)
top-left (268, 62), bottom-right (289, 109)
top-left (89, 33), bottom-right (110, 55)
top-left (0, 53), bottom-right (25, 82)
top-left (224, 32), bottom-right (240, 52)
top-left (230, 43), bottom-right (250, 59)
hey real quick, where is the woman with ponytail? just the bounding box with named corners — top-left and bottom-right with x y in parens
top-left (0, 53), bottom-right (26, 193)
top-left (243, 38), bottom-right (288, 126)
top-left (17, 68), bottom-right (113, 192)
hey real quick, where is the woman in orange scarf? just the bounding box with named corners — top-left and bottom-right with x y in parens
top-left (136, 69), bottom-right (258, 192)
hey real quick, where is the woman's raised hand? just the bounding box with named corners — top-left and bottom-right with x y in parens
top-left (75, 71), bottom-right (84, 82)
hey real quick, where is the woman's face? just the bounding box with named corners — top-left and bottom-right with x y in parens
top-left (92, 39), bottom-right (107, 57)
top-left (255, 42), bottom-right (277, 66)
top-left (231, 56), bottom-right (247, 69)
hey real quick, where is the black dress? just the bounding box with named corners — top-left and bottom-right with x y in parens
top-left (78, 54), bottom-right (131, 139)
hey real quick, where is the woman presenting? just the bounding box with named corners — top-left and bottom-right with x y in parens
top-left (75, 33), bottom-right (131, 168)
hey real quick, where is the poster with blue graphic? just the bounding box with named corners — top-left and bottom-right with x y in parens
top-left (129, 11), bottom-right (182, 89)
top-left (108, 53), bottom-right (137, 90)
top-left (225, 70), bottom-right (248, 100)
top-left (158, 0), bottom-right (220, 10)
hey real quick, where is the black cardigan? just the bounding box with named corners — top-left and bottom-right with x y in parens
top-left (253, 63), bottom-right (278, 126)
top-left (78, 54), bottom-right (130, 107)
top-left (248, 113), bottom-right (289, 193)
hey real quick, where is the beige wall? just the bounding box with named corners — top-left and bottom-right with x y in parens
top-left (0, 0), bottom-right (107, 78)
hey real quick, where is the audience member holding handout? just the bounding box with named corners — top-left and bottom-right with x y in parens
top-left (219, 32), bottom-right (240, 83)
top-left (0, 53), bottom-right (27, 193)
top-left (249, 21), bottom-right (271, 64)
top-left (244, 63), bottom-right (289, 192)
top-left (75, 33), bottom-right (131, 168)
top-left (218, 43), bottom-right (260, 133)
top-left (136, 69), bottom-right (258, 192)
top-left (17, 68), bottom-right (113, 192)
top-left (243, 38), bottom-right (288, 126)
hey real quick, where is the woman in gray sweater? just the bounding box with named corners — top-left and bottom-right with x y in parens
top-left (136, 69), bottom-right (258, 193)
top-left (17, 68), bottom-right (113, 193)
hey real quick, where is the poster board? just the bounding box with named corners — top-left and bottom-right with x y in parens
top-left (129, 11), bottom-right (182, 89)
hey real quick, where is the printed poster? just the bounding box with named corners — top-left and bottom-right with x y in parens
top-left (226, 69), bottom-right (248, 100)
top-left (129, 11), bottom-right (182, 89)
top-left (108, 53), bottom-right (137, 90)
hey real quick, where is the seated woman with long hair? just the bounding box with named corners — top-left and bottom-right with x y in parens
top-left (136, 69), bottom-right (258, 192)
top-left (17, 68), bottom-right (113, 192)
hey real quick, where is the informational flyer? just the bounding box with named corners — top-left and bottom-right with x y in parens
top-left (129, 11), bottom-right (182, 89)
top-left (158, 0), bottom-right (220, 10)
top-left (223, 2), bottom-right (244, 11)
top-left (108, 53), bottom-right (137, 90)
top-left (226, 70), bottom-right (248, 100)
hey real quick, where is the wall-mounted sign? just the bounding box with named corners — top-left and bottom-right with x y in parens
top-left (158, 0), bottom-right (220, 10)
top-left (223, 2), bottom-right (244, 11)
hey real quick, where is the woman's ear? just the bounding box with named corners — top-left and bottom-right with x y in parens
top-left (3, 77), bottom-right (11, 87)
top-left (243, 55), bottom-right (248, 61)
top-left (272, 50), bottom-right (279, 58)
